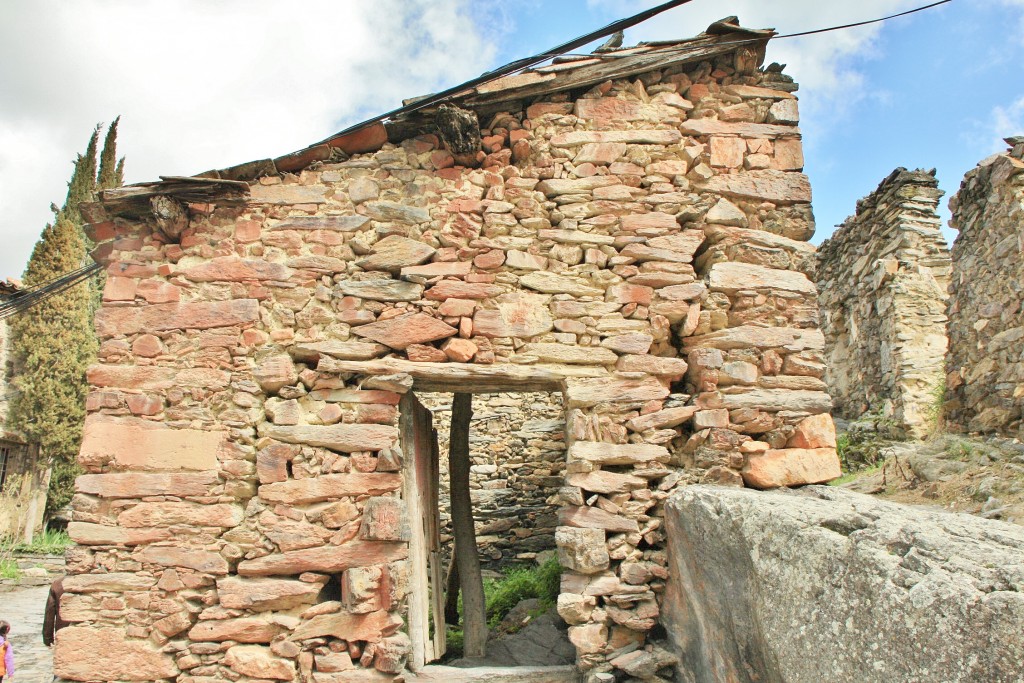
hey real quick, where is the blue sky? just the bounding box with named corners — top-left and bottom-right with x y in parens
top-left (1, 1), bottom-right (1022, 277)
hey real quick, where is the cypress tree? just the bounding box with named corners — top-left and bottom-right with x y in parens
top-left (7, 120), bottom-right (123, 515)
top-left (97, 116), bottom-right (123, 191)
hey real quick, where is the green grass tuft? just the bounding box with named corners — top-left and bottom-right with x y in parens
top-left (444, 557), bottom-right (562, 658)
top-left (14, 529), bottom-right (71, 554)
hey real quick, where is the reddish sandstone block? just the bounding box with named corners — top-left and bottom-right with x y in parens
top-left (136, 280), bottom-right (181, 304)
top-left (261, 424), bottom-right (399, 454)
top-left (79, 415), bottom-right (225, 472)
top-left (131, 334), bottom-right (162, 358)
top-left (75, 471), bottom-right (219, 498)
top-left (180, 257), bottom-right (292, 282)
top-left (54, 627), bottom-right (179, 681)
top-left (406, 344), bottom-right (447, 362)
top-left (189, 618), bottom-right (283, 644)
top-left (359, 496), bottom-right (408, 541)
top-left (423, 280), bottom-right (502, 300)
top-left (575, 98), bottom-right (645, 123)
top-left (352, 313), bottom-right (457, 350)
top-left (103, 276), bottom-right (137, 302)
top-left (787, 413), bottom-right (837, 449)
top-left (237, 540), bottom-right (407, 577)
top-left (473, 249), bottom-right (505, 269)
top-left (442, 337), bottom-right (477, 362)
top-left (95, 299), bottom-right (260, 336)
top-left (68, 522), bottom-right (171, 546)
top-left (215, 576), bottom-right (322, 611)
top-left (742, 448), bottom-right (842, 489)
top-left (135, 545), bottom-right (230, 574)
top-left (438, 298), bottom-right (477, 317)
top-left (289, 608), bottom-right (403, 643)
top-left (254, 354), bottom-right (299, 393)
top-left (235, 219), bottom-right (262, 243)
top-left (607, 283), bottom-right (653, 306)
top-left (259, 472), bottom-right (399, 505)
top-left (620, 212), bottom-right (678, 231)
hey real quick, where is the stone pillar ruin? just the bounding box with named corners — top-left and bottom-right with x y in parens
top-left (57, 21), bottom-right (840, 683)
top-left (946, 138), bottom-right (1024, 437)
top-left (816, 168), bottom-right (950, 437)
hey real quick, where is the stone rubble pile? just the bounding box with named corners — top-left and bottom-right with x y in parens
top-left (62, 32), bottom-right (839, 682)
top-left (946, 138), bottom-right (1024, 438)
top-left (817, 168), bottom-right (950, 437)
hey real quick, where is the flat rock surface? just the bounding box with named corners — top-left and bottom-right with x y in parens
top-left (448, 611), bottom-right (575, 669)
top-left (663, 485), bottom-right (1024, 683)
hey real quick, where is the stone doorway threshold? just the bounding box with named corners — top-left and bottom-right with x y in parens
top-left (407, 665), bottom-right (581, 682)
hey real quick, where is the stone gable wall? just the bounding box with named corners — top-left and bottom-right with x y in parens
top-left (947, 143), bottom-right (1024, 437)
top-left (60, 55), bottom-right (839, 682)
top-left (817, 168), bottom-right (949, 437)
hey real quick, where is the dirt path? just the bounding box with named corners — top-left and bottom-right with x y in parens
top-left (2, 585), bottom-right (52, 683)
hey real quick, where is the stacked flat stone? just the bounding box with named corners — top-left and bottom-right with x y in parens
top-left (817, 168), bottom-right (949, 437)
top-left (946, 140), bottom-right (1024, 437)
top-left (61, 51), bottom-right (840, 683)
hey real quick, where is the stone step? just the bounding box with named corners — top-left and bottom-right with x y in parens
top-left (408, 665), bottom-right (580, 683)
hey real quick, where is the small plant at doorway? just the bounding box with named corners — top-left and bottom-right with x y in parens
top-left (444, 557), bottom-right (561, 658)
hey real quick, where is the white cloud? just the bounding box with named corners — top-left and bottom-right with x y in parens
top-left (584, 1), bottom-right (928, 142)
top-left (973, 96), bottom-right (1024, 153)
top-left (0, 1), bottom-right (494, 279)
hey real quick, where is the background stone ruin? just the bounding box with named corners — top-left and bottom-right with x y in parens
top-left (817, 168), bottom-right (950, 437)
top-left (57, 21), bottom-right (841, 683)
top-left (946, 139), bottom-right (1024, 438)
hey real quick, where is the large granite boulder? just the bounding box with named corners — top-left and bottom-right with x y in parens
top-left (662, 485), bottom-right (1024, 683)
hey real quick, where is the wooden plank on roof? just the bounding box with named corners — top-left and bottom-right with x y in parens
top-left (461, 35), bottom-right (762, 108)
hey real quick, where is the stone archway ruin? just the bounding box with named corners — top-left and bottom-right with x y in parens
top-left (57, 18), bottom-right (841, 683)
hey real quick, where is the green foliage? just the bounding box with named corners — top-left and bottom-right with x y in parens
top-left (97, 116), bottom-right (124, 191)
top-left (482, 557), bottom-right (561, 629)
top-left (13, 529), bottom-right (71, 555)
top-left (924, 378), bottom-right (947, 435)
top-left (0, 558), bottom-right (20, 580)
top-left (444, 557), bottom-right (562, 658)
top-left (944, 439), bottom-right (975, 461)
top-left (6, 120), bottom-right (122, 516)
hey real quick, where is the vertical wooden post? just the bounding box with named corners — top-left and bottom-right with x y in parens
top-left (444, 545), bottom-right (461, 625)
top-left (449, 392), bottom-right (487, 658)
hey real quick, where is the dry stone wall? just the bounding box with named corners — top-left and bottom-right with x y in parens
top-left (817, 169), bottom-right (949, 437)
top-left (62, 51), bottom-right (839, 682)
top-left (947, 139), bottom-right (1024, 437)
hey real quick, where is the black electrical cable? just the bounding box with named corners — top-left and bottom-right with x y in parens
top-left (560, 0), bottom-right (955, 60)
top-left (0, 262), bottom-right (102, 321)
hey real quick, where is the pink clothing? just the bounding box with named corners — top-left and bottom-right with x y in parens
top-left (0, 634), bottom-right (14, 678)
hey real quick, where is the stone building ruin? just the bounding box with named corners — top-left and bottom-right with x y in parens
top-left (816, 168), bottom-right (950, 437)
top-left (57, 18), bottom-right (841, 683)
top-left (946, 138), bottom-right (1024, 438)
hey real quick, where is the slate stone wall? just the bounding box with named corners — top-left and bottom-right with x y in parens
top-left (817, 168), bottom-right (949, 437)
top-left (947, 142), bottom-right (1024, 437)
